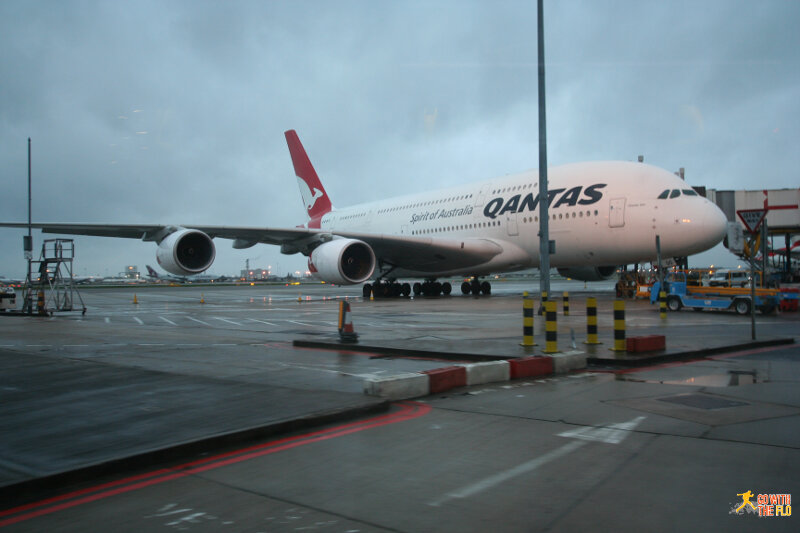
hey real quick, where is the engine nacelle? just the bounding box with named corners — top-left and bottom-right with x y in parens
top-left (557, 265), bottom-right (617, 282)
top-left (156, 228), bottom-right (216, 275)
top-left (309, 239), bottom-right (376, 285)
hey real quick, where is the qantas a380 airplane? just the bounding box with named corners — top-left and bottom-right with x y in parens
top-left (1, 130), bottom-right (727, 297)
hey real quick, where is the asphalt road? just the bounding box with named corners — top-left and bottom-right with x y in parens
top-left (1, 281), bottom-right (798, 532)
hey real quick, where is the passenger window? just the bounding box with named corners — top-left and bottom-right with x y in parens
top-left (657, 190), bottom-right (669, 199)
top-left (682, 189), bottom-right (698, 196)
top-left (669, 189), bottom-right (681, 199)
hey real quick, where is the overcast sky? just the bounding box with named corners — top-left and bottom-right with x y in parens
top-left (1, 0), bottom-right (798, 279)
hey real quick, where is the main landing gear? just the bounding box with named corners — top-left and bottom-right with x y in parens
top-left (460, 277), bottom-right (491, 296)
top-left (362, 277), bottom-right (492, 298)
top-left (362, 279), bottom-right (454, 298)
top-left (362, 281), bottom-right (411, 298)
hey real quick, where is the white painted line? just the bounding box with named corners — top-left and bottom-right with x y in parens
top-left (246, 318), bottom-right (278, 326)
top-left (159, 316), bottom-right (177, 326)
top-left (63, 345), bottom-right (89, 347)
top-left (177, 343), bottom-right (202, 347)
top-left (430, 416), bottom-right (647, 507)
top-left (430, 440), bottom-right (586, 507)
top-left (211, 343), bottom-right (237, 347)
top-left (186, 316), bottom-right (211, 326)
top-left (558, 416), bottom-right (646, 444)
top-left (138, 343), bottom-right (165, 346)
top-left (25, 345), bottom-right (52, 348)
top-left (213, 317), bottom-right (242, 326)
top-left (133, 317), bottom-right (144, 325)
top-left (287, 320), bottom-right (315, 327)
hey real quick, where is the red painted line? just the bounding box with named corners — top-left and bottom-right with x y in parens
top-left (604, 344), bottom-right (792, 375)
top-left (0, 401), bottom-right (431, 528)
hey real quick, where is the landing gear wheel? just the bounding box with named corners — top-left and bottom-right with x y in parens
top-left (461, 281), bottom-right (471, 295)
top-left (471, 279), bottom-right (481, 295)
top-left (401, 283), bottom-right (411, 297)
top-left (480, 281), bottom-right (491, 295)
top-left (442, 282), bottom-right (452, 295)
top-left (362, 284), bottom-right (372, 298)
top-left (413, 282), bottom-right (422, 296)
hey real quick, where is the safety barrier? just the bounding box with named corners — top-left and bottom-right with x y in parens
top-left (563, 291), bottom-right (570, 316)
top-left (509, 356), bottom-right (553, 379)
top-left (543, 300), bottom-right (558, 353)
top-left (521, 291), bottom-right (536, 346)
top-left (37, 290), bottom-right (45, 315)
top-left (422, 366), bottom-right (467, 394)
top-left (612, 299), bottom-right (626, 351)
top-left (585, 297), bottom-right (601, 344)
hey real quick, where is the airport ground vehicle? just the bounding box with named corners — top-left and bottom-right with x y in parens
top-left (650, 272), bottom-right (781, 315)
top-left (0, 286), bottom-right (16, 311)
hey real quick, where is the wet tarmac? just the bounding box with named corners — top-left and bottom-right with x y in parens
top-left (0, 280), bottom-right (798, 531)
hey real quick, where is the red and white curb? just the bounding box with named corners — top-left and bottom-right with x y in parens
top-left (363, 351), bottom-right (586, 400)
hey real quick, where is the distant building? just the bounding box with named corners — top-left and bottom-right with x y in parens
top-left (240, 268), bottom-right (271, 281)
top-left (124, 265), bottom-right (140, 280)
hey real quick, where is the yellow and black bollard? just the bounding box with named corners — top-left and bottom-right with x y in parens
top-left (543, 300), bottom-right (558, 353)
top-left (562, 291), bottom-right (570, 316)
top-left (659, 290), bottom-right (667, 319)
top-left (612, 299), bottom-right (626, 352)
top-left (521, 291), bottom-right (536, 346)
top-left (585, 296), bottom-right (601, 344)
top-left (538, 290), bottom-right (548, 315)
top-left (37, 290), bottom-right (46, 315)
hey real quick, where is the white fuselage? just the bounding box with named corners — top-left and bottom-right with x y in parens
top-left (315, 161), bottom-right (727, 278)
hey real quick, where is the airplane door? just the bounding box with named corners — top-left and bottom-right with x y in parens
top-left (506, 213), bottom-right (519, 236)
top-left (609, 198), bottom-right (626, 228)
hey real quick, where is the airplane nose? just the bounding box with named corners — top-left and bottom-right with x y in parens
top-left (702, 203), bottom-right (728, 246)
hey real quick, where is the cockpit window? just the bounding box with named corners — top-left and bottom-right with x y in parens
top-left (682, 189), bottom-right (698, 196)
top-left (669, 189), bottom-right (681, 199)
top-left (658, 190), bottom-right (669, 199)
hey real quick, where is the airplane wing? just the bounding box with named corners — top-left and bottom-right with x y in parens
top-left (0, 223), bottom-right (316, 245)
top-left (0, 223), bottom-right (506, 273)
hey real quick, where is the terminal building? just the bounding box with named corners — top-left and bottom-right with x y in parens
top-left (707, 187), bottom-right (799, 281)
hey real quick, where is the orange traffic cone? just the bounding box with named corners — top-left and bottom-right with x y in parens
top-left (338, 300), bottom-right (358, 343)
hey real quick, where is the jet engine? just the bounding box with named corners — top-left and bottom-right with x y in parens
top-left (557, 266), bottom-right (617, 282)
top-left (309, 239), bottom-right (376, 285)
top-left (156, 228), bottom-right (216, 275)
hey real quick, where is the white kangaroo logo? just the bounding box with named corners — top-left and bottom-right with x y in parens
top-left (297, 177), bottom-right (325, 212)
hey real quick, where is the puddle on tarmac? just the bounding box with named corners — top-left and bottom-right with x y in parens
top-left (620, 370), bottom-right (757, 387)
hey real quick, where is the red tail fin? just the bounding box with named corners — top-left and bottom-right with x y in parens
top-left (285, 130), bottom-right (333, 221)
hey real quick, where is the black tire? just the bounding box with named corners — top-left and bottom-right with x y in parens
top-left (471, 279), bottom-right (481, 294)
top-left (362, 284), bottom-right (372, 298)
top-left (481, 281), bottom-right (491, 295)
top-left (442, 282), bottom-right (452, 295)
top-left (461, 281), bottom-right (471, 295)
top-left (401, 283), bottom-right (411, 297)
top-left (413, 282), bottom-right (422, 296)
top-left (666, 296), bottom-right (682, 312)
top-left (733, 298), bottom-right (751, 315)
